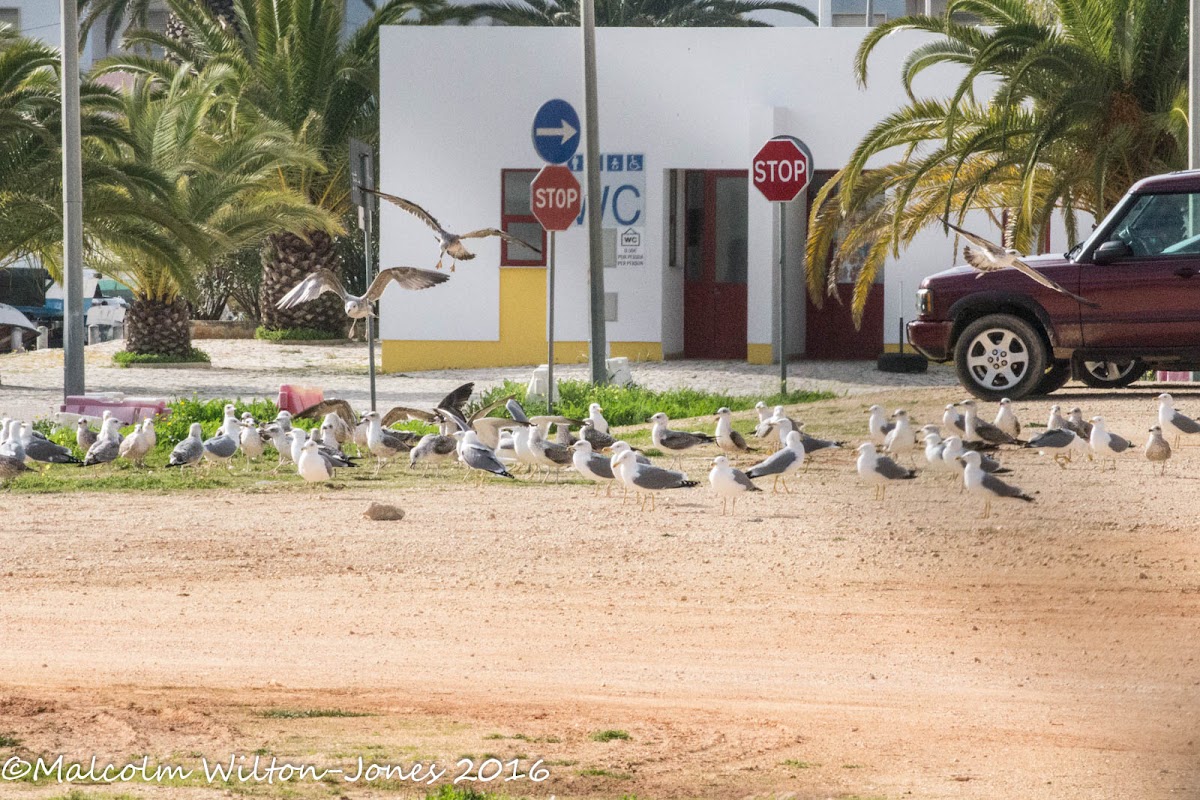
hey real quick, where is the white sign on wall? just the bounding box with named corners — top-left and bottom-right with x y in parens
top-left (569, 153), bottom-right (645, 270)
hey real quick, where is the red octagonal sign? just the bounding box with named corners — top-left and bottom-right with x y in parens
top-left (752, 136), bottom-right (811, 203)
top-left (530, 165), bottom-right (582, 231)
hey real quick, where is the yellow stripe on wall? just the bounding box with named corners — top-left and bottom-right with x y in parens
top-left (381, 268), bottom-right (663, 372)
top-left (746, 343), bottom-right (774, 365)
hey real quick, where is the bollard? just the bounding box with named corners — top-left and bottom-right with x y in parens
top-left (36, 326), bottom-right (48, 349)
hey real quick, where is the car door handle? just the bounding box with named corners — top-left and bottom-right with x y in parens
top-left (1175, 267), bottom-right (1196, 278)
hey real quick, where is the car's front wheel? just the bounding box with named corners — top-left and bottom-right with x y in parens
top-left (1078, 357), bottom-right (1145, 389)
top-left (954, 314), bottom-right (1049, 401)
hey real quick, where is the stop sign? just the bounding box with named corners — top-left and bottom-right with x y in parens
top-left (530, 165), bottom-right (582, 231)
top-left (752, 136), bottom-right (812, 202)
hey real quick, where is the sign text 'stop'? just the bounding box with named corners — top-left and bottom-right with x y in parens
top-left (530, 165), bottom-right (582, 232)
top-left (752, 136), bottom-right (812, 203)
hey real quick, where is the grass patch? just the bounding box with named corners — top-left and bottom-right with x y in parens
top-left (0, 734), bottom-right (19, 747)
top-left (578, 767), bottom-right (632, 779)
top-left (842, 763), bottom-right (865, 769)
top-left (256, 708), bottom-right (373, 719)
top-left (111, 347), bottom-right (210, 367)
top-left (255, 326), bottom-right (342, 342)
top-left (473, 379), bottom-right (831, 428)
top-left (782, 759), bottom-right (819, 769)
top-left (424, 787), bottom-right (498, 800)
top-left (589, 729), bottom-right (631, 742)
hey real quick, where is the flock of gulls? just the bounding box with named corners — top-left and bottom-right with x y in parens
top-left (1, 385), bottom-right (1194, 518)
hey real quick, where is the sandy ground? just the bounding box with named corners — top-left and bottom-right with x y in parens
top-left (2, 386), bottom-right (1200, 800)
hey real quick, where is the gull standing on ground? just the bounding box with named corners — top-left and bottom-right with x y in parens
top-left (754, 401), bottom-right (772, 426)
top-left (942, 436), bottom-right (1009, 475)
top-left (24, 431), bottom-right (81, 465)
top-left (0, 448), bottom-right (30, 483)
top-left (297, 439), bottom-right (334, 483)
top-left (994, 398), bottom-right (1021, 438)
top-left (867, 404), bottom-right (895, 446)
top-left (745, 430), bottom-right (806, 493)
top-left (82, 419), bottom-right (123, 467)
top-left (708, 455), bottom-right (761, 515)
top-left (1066, 407), bottom-right (1093, 439)
top-left (367, 188), bottom-right (541, 271)
top-left (650, 412), bottom-right (715, 463)
top-left (587, 403), bottom-right (610, 436)
top-left (571, 439), bottom-right (616, 495)
top-left (856, 443), bottom-right (917, 500)
top-left (1157, 393), bottom-right (1200, 447)
top-left (240, 418), bottom-right (265, 461)
top-left (76, 418), bottom-right (98, 452)
top-left (612, 448), bottom-right (698, 511)
top-left (883, 409), bottom-right (917, 462)
top-left (169, 423), bottom-right (205, 469)
top-left (715, 407), bottom-right (756, 456)
top-left (923, 433), bottom-right (953, 475)
top-left (958, 399), bottom-right (1021, 446)
top-left (609, 441), bottom-right (651, 503)
top-left (1088, 416), bottom-right (1132, 470)
top-left (277, 265), bottom-right (450, 337)
top-left (1024, 428), bottom-right (1087, 468)
top-left (943, 219), bottom-right (1100, 306)
top-left (118, 420), bottom-right (154, 467)
top-left (274, 411), bottom-right (293, 433)
top-left (409, 432), bottom-right (459, 471)
top-left (959, 451), bottom-right (1034, 519)
top-left (363, 411), bottom-right (413, 473)
top-left (453, 430), bottom-right (515, 483)
top-left (203, 426), bottom-right (239, 469)
top-left (1047, 404), bottom-right (1068, 431)
top-left (796, 423), bottom-right (844, 455)
top-left (580, 419), bottom-right (617, 450)
top-left (942, 404), bottom-right (966, 436)
top-left (1145, 426), bottom-right (1172, 475)
top-left (529, 426), bottom-right (573, 482)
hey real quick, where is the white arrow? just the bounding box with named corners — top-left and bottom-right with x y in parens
top-left (535, 119), bottom-right (577, 144)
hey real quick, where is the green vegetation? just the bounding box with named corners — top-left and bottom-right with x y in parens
top-left (256, 708), bottom-right (373, 719)
top-left (0, 734), bottom-right (19, 747)
top-left (781, 759), bottom-right (819, 769)
top-left (579, 767), bottom-right (632, 779)
top-left (589, 729), bottom-right (632, 742)
top-left (474, 380), bottom-right (831, 428)
top-left (255, 326), bottom-right (345, 342)
top-left (111, 347), bottom-right (211, 367)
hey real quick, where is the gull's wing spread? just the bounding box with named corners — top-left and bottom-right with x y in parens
top-left (1009, 257), bottom-right (1101, 307)
top-left (365, 189), bottom-right (445, 234)
top-left (277, 269), bottom-right (346, 309)
top-left (438, 382), bottom-right (475, 412)
top-left (296, 399), bottom-right (356, 425)
top-left (943, 219), bottom-right (1008, 259)
top-left (382, 405), bottom-right (438, 427)
top-left (469, 394), bottom-right (514, 424)
top-left (364, 267), bottom-right (450, 301)
top-left (459, 228), bottom-right (543, 254)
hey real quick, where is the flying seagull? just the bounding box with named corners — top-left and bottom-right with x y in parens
top-left (942, 219), bottom-right (1100, 307)
top-left (366, 188), bottom-right (542, 271)
top-left (277, 266), bottom-right (449, 337)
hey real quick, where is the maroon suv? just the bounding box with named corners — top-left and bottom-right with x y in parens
top-left (908, 170), bottom-right (1200, 400)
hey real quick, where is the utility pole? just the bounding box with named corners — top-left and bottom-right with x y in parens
top-left (1191, 0), bottom-right (1199, 169)
top-left (580, 0), bottom-right (608, 384)
top-left (60, 0), bottom-right (85, 398)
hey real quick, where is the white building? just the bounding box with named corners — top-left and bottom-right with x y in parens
top-left (377, 25), bottom-right (1051, 372)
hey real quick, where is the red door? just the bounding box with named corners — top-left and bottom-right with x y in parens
top-left (684, 170), bottom-right (748, 359)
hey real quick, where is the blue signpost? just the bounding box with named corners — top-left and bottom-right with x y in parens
top-left (532, 99), bottom-right (581, 165)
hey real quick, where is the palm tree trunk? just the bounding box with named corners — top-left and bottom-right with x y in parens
top-left (259, 230), bottom-right (346, 335)
top-left (125, 295), bottom-right (193, 357)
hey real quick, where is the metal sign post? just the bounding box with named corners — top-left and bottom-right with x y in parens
top-left (547, 231), bottom-right (556, 413)
top-left (60, 0), bottom-right (85, 398)
top-left (349, 138), bottom-right (377, 411)
top-left (778, 202), bottom-right (786, 397)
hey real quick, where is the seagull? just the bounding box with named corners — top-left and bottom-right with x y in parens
top-left (82, 419), bottom-right (122, 467)
top-left (882, 409), bottom-right (917, 460)
top-left (796, 424), bottom-right (844, 455)
top-left (715, 407), bottom-right (756, 455)
top-left (1157, 393), bottom-right (1200, 447)
top-left (169, 423), bottom-right (205, 469)
top-left (239, 418), bottom-right (265, 461)
top-left (118, 420), bottom-right (154, 467)
top-left (453, 430), bottom-right (515, 483)
top-left (754, 401), bottom-right (772, 425)
top-left (649, 412), bottom-right (715, 462)
top-left (75, 418), bottom-right (98, 452)
top-left (1144, 425), bottom-right (1172, 475)
top-left (993, 398), bottom-right (1021, 437)
top-left (744, 430), bottom-right (806, 493)
top-left (1065, 407), bottom-right (1093, 439)
top-left (580, 419), bottom-right (617, 450)
top-left (274, 411), bottom-right (293, 433)
top-left (296, 439), bottom-right (357, 483)
top-left (202, 427), bottom-right (239, 469)
top-left (942, 219), bottom-right (1100, 307)
top-left (362, 410), bottom-right (413, 473)
top-left (366, 188), bottom-right (541, 271)
top-left (942, 404), bottom-right (966, 436)
top-left (957, 399), bottom-right (1020, 445)
top-left (1046, 404), bottom-right (1068, 431)
top-left (941, 435), bottom-right (1009, 475)
top-left (708, 455), bottom-right (761, 515)
top-left (528, 426), bottom-right (572, 482)
top-left (409, 432), bottom-right (459, 471)
top-left (922, 433), bottom-right (954, 475)
top-left (587, 403), bottom-right (610, 435)
top-left (277, 266), bottom-right (449, 337)
top-left (1024, 428), bottom-right (1087, 467)
top-left (612, 448), bottom-right (698, 511)
top-left (867, 404), bottom-right (895, 446)
top-left (24, 432), bottom-right (82, 465)
top-left (609, 440), bottom-right (653, 503)
top-left (958, 450), bottom-right (1034, 519)
top-left (856, 443), bottom-right (916, 500)
top-left (571, 439), bottom-right (616, 495)
top-left (1088, 416), bottom-right (1131, 470)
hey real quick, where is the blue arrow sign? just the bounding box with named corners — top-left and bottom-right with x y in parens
top-left (531, 99), bottom-right (581, 164)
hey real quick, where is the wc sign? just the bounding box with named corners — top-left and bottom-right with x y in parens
top-left (568, 153), bottom-right (645, 228)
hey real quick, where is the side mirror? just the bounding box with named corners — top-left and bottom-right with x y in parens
top-left (1093, 239), bottom-right (1131, 265)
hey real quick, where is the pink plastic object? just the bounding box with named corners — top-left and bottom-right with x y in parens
top-left (277, 385), bottom-right (324, 415)
top-left (1156, 371), bottom-right (1194, 382)
top-left (60, 396), bottom-right (169, 424)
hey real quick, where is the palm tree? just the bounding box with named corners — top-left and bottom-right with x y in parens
top-left (806, 0), bottom-right (1188, 325)
top-left (110, 0), bottom-right (444, 335)
top-left (79, 0), bottom-right (239, 51)
top-left (457, 0), bottom-right (816, 26)
top-left (93, 62), bottom-right (339, 356)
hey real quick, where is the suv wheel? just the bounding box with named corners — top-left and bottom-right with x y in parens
top-left (1078, 357), bottom-right (1145, 389)
top-left (954, 314), bottom-right (1049, 401)
top-left (1031, 359), bottom-right (1072, 396)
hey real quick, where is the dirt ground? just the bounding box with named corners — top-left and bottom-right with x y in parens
top-left (2, 385), bottom-right (1199, 800)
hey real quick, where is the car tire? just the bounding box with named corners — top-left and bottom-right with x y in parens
top-left (1030, 359), bottom-right (1072, 396)
top-left (954, 314), bottom-right (1049, 401)
top-left (1078, 357), bottom-right (1146, 389)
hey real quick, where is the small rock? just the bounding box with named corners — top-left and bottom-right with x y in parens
top-left (363, 502), bottom-right (405, 521)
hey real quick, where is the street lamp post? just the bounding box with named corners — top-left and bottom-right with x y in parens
top-left (580, 0), bottom-right (608, 385)
top-left (60, 0), bottom-right (85, 398)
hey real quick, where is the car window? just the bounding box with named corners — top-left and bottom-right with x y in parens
top-left (1108, 192), bottom-right (1200, 257)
